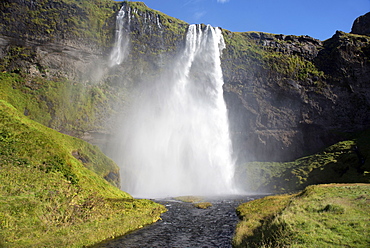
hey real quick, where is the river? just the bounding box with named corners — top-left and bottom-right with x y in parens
top-left (93, 195), bottom-right (263, 247)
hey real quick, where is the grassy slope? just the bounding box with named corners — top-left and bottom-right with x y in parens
top-left (0, 70), bottom-right (121, 138)
top-left (0, 100), bottom-right (165, 247)
top-left (234, 184), bottom-right (370, 247)
top-left (237, 130), bottom-right (370, 193)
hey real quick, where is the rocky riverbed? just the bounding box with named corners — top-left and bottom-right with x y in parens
top-left (93, 195), bottom-right (265, 248)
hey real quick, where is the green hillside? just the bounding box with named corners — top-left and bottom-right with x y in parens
top-left (234, 184), bottom-right (370, 247)
top-left (0, 100), bottom-right (165, 247)
top-left (237, 130), bottom-right (370, 193)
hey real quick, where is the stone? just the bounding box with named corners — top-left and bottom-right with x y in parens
top-left (351, 12), bottom-right (370, 36)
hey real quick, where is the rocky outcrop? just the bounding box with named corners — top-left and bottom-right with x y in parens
top-left (351, 12), bottom-right (370, 36)
top-left (222, 29), bottom-right (370, 162)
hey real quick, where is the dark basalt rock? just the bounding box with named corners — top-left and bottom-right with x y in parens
top-left (222, 29), bottom-right (370, 162)
top-left (351, 12), bottom-right (370, 36)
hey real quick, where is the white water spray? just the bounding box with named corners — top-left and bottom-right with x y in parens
top-left (110, 19), bottom-right (236, 197)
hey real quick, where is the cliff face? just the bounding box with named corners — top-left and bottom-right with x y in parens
top-left (0, 1), bottom-right (369, 166)
top-left (0, 0), bottom-right (119, 79)
top-left (351, 12), bottom-right (370, 36)
top-left (222, 28), bottom-right (370, 162)
top-left (0, 1), bottom-right (187, 141)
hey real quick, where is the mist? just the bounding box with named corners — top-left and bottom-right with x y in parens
top-left (107, 12), bottom-right (238, 198)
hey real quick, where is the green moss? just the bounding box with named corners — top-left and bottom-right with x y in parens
top-left (174, 196), bottom-right (213, 209)
top-left (237, 131), bottom-right (370, 193)
top-left (233, 194), bottom-right (293, 246)
top-left (0, 72), bottom-right (52, 125)
top-left (193, 202), bottom-right (213, 209)
top-left (234, 184), bottom-right (370, 247)
top-left (0, 1), bottom-right (187, 137)
top-left (266, 53), bottom-right (325, 81)
top-left (0, 99), bottom-right (123, 194)
top-left (0, 72), bottom-right (121, 137)
top-left (222, 30), bottom-right (325, 84)
top-left (174, 196), bottom-right (204, 203)
top-left (0, 0), bottom-right (119, 47)
top-left (0, 100), bottom-right (166, 247)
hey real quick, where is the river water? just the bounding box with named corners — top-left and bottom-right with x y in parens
top-left (94, 195), bottom-right (263, 248)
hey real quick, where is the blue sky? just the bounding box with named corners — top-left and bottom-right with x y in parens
top-left (122, 0), bottom-right (370, 40)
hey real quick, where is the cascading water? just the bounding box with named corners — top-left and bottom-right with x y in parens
top-left (110, 9), bottom-right (237, 198)
top-left (109, 6), bottom-right (130, 66)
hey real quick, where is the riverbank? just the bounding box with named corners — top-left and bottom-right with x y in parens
top-left (0, 100), bottom-right (165, 247)
top-left (93, 195), bottom-right (263, 247)
top-left (233, 183), bottom-right (370, 247)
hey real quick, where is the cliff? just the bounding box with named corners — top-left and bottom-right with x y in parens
top-left (0, 1), bottom-right (369, 191)
top-left (351, 12), bottom-right (370, 36)
top-left (0, 1), bottom-right (187, 140)
top-left (222, 29), bottom-right (370, 163)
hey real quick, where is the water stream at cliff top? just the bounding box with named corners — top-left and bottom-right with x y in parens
top-left (110, 7), bottom-right (238, 198)
top-left (109, 6), bottom-right (130, 66)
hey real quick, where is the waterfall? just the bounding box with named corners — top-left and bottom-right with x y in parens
top-left (109, 6), bottom-right (130, 66)
top-left (110, 17), bottom-right (236, 197)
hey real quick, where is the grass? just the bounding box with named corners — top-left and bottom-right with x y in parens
top-left (174, 196), bottom-right (213, 209)
top-left (0, 72), bottom-right (120, 138)
top-left (174, 196), bottom-right (204, 203)
top-left (193, 202), bottom-right (213, 209)
top-left (0, 100), bottom-right (166, 247)
top-left (233, 194), bottom-right (293, 247)
top-left (233, 183), bottom-right (370, 247)
top-left (237, 130), bottom-right (370, 193)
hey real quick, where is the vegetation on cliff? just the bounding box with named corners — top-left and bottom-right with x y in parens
top-left (0, 71), bottom-right (121, 138)
top-left (233, 184), bottom-right (370, 247)
top-left (236, 129), bottom-right (370, 193)
top-left (223, 28), bottom-right (370, 194)
top-left (0, 100), bottom-right (165, 247)
top-left (222, 30), bottom-right (325, 81)
top-left (0, 0), bottom-right (120, 48)
top-left (0, 0), bottom-right (188, 138)
top-left (223, 28), bottom-right (370, 163)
